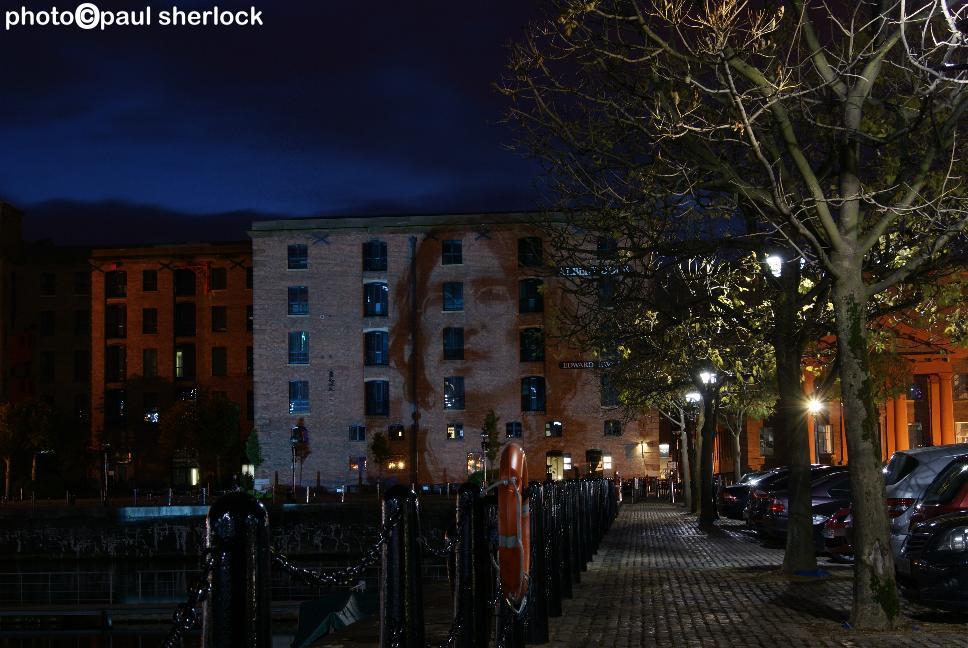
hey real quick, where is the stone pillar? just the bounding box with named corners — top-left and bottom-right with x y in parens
top-left (895, 394), bottom-right (910, 452)
top-left (929, 375), bottom-right (943, 446)
top-left (940, 373), bottom-right (955, 446)
top-left (885, 398), bottom-right (896, 459)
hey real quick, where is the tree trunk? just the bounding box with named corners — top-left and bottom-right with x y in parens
top-left (689, 412), bottom-right (701, 514)
top-left (3, 456), bottom-right (10, 500)
top-left (776, 331), bottom-right (815, 574)
top-left (698, 393), bottom-right (719, 526)
top-left (733, 431), bottom-right (742, 484)
top-left (832, 263), bottom-right (899, 629)
top-left (30, 454), bottom-right (37, 484)
top-left (678, 426), bottom-right (693, 511)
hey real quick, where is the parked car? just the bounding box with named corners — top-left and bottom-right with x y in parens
top-left (745, 465), bottom-right (844, 530)
top-left (822, 505), bottom-right (853, 561)
top-left (884, 444), bottom-right (968, 574)
top-left (718, 470), bottom-right (768, 520)
top-left (907, 454), bottom-right (968, 529)
top-left (904, 511), bottom-right (968, 611)
top-left (751, 469), bottom-right (850, 547)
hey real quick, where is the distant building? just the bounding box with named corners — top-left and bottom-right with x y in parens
top-left (0, 203), bottom-right (22, 403)
top-left (250, 214), bottom-right (661, 488)
top-left (89, 243), bottom-right (253, 483)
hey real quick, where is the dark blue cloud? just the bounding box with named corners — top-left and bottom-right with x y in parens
top-left (0, 0), bottom-right (544, 240)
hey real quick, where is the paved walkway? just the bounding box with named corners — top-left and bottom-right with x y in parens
top-left (546, 502), bottom-right (968, 648)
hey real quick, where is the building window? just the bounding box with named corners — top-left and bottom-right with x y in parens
top-left (362, 240), bottom-right (388, 272)
top-left (759, 426), bottom-right (775, 457)
top-left (75, 393), bottom-right (89, 422)
top-left (389, 424), bottom-right (405, 440)
top-left (349, 424), bottom-right (366, 442)
top-left (521, 376), bottom-right (546, 412)
top-left (603, 454), bottom-right (613, 471)
top-left (174, 303), bottom-right (196, 337)
top-left (443, 282), bottom-right (464, 311)
top-left (143, 348), bottom-right (158, 379)
top-left (597, 236), bottom-right (618, 258)
top-left (40, 273), bottom-right (56, 296)
top-left (386, 455), bottom-right (406, 471)
top-left (142, 270), bottom-right (158, 292)
top-left (210, 306), bottom-right (228, 333)
top-left (105, 304), bottom-right (127, 339)
top-left (442, 240), bottom-right (463, 265)
top-left (74, 271), bottom-right (90, 295)
top-left (506, 421), bottom-right (523, 438)
top-left (519, 279), bottom-right (544, 313)
top-left (143, 393), bottom-right (159, 425)
top-left (247, 305), bottom-right (254, 331)
top-left (954, 374), bottom-right (968, 400)
top-left (815, 423), bottom-right (834, 456)
top-left (598, 278), bottom-right (616, 308)
top-left (447, 423), bottom-right (464, 440)
top-left (520, 328), bottom-right (544, 362)
top-left (363, 282), bottom-right (389, 317)
top-left (105, 389), bottom-right (126, 426)
top-left (600, 374), bottom-right (619, 407)
top-left (73, 349), bottom-right (90, 383)
top-left (247, 346), bottom-right (254, 375)
top-left (209, 267), bottom-right (227, 291)
top-left (174, 269), bottom-right (195, 296)
top-left (211, 347), bottom-right (228, 377)
top-left (908, 376), bottom-right (928, 401)
top-left (246, 267), bottom-right (253, 289)
top-left (247, 390), bottom-right (254, 421)
top-left (39, 352), bottom-right (55, 381)
top-left (137, 308), bottom-right (156, 334)
top-left (289, 380), bottom-right (310, 415)
top-left (467, 452), bottom-right (484, 474)
top-left (444, 376), bottom-right (465, 410)
top-left (289, 331), bottom-right (310, 365)
top-left (39, 311), bottom-right (55, 337)
top-left (364, 330), bottom-right (389, 366)
top-left (105, 345), bottom-right (127, 383)
top-left (443, 327), bottom-right (464, 360)
top-left (288, 244), bottom-right (309, 270)
top-left (545, 421), bottom-right (563, 437)
top-left (518, 237), bottom-right (543, 267)
top-left (365, 380), bottom-right (390, 416)
top-left (105, 271), bottom-right (126, 298)
top-left (288, 286), bottom-right (309, 316)
top-left (956, 422), bottom-right (968, 444)
top-left (604, 420), bottom-right (622, 436)
top-left (71, 310), bottom-right (88, 336)
top-left (175, 344), bottom-right (196, 379)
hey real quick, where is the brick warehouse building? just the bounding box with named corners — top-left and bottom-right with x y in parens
top-left (250, 214), bottom-right (662, 488)
top-left (89, 243), bottom-right (253, 484)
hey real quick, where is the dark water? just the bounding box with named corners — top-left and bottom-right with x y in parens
top-left (0, 633), bottom-right (295, 647)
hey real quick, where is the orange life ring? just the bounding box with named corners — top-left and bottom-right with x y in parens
top-left (497, 443), bottom-right (530, 603)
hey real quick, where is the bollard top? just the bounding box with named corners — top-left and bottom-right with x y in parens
top-left (206, 491), bottom-right (269, 530)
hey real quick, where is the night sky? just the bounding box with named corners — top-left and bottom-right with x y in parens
top-left (0, 0), bottom-right (544, 244)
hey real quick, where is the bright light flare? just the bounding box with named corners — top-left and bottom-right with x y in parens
top-left (807, 398), bottom-right (824, 415)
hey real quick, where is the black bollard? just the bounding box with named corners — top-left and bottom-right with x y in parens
top-left (454, 483), bottom-right (490, 648)
top-left (543, 480), bottom-right (562, 616)
top-left (380, 485), bottom-right (424, 648)
top-left (203, 491), bottom-right (271, 648)
top-left (525, 482), bottom-right (549, 644)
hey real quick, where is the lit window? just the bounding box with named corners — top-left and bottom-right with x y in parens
top-left (519, 279), bottom-right (543, 313)
top-left (603, 454), bottom-right (613, 471)
top-left (362, 240), bottom-right (387, 272)
top-left (288, 286), bottom-right (309, 316)
top-left (349, 424), bottom-right (366, 442)
top-left (506, 421), bottom-right (523, 438)
top-left (954, 374), bottom-right (968, 400)
top-left (365, 380), bottom-right (390, 416)
top-left (363, 282), bottom-right (389, 317)
top-left (443, 327), bottom-right (464, 360)
top-left (443, 282), bottom-right (464, 311)
top-left (545, 421), bottom-right (563, 437)
top-left (444, 376), bottom-right (465, 410)
top-left (289, 380), bottom-right (310, 415)
top-left (387, 455), bottom-right (406, 471)
top-left (442, 240), bottom-right (463, 265)
top-left (467, 452), bottom-right (484, 474)
top-left (389, 424), bottom-right (405, 440)
top-left (604, 420), bottom-right (622, 436)
top-left (521, 376), bottom-right (546, 412)
top-left (447, 423), bottom-right (464, 440)
top-left (563, 454), bottom-right (572, 471)
top-left (288, 331), bottom-right (310, 364)
top-left (288, 244), bottom-right (308, 270)
top-left (348, 456), bottom-right (367, 471)
top-left (956, 422), bottom-right (968, 444)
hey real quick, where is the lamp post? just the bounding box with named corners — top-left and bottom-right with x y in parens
top-left (694, 367), bottom-right (721, 525)
top-left (290, 419), bottom-right (308, 497)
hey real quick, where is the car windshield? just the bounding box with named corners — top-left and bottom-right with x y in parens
top-left (883, 452), bottom-right (918, 486)
top-left (922, 457), bottom-right (968, 506)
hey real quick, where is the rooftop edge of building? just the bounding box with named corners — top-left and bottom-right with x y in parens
top-left (249, 210), bottom-right (567, 235)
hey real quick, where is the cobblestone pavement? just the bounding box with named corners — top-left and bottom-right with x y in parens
top-left (546, 502), bottom-right (968, 648)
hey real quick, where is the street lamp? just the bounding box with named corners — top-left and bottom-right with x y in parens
top-left (685, 391), bottom-right (701, 403)
top-left (699, 370), bottom-right (717, 386)
top-left (764, 254), bottom-right (783, 278)
top-left (807, 397), bottom-right (824, 415)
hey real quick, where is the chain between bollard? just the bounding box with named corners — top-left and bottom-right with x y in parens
top-left (417, 533), bottom-right (458, 558)
top-left (161, 546), bottom-right (218, 648)
top-left (272, 511), bottom-right (400, 588)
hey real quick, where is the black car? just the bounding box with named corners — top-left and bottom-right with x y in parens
top-left (745, 465), bottom-right (844, 531)
top-left (718, 470), bottom-right (770, 520)
top-left (753, 470), bottom-right (851, 549)
top-left (905, 511), bottom-right (968, 611)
